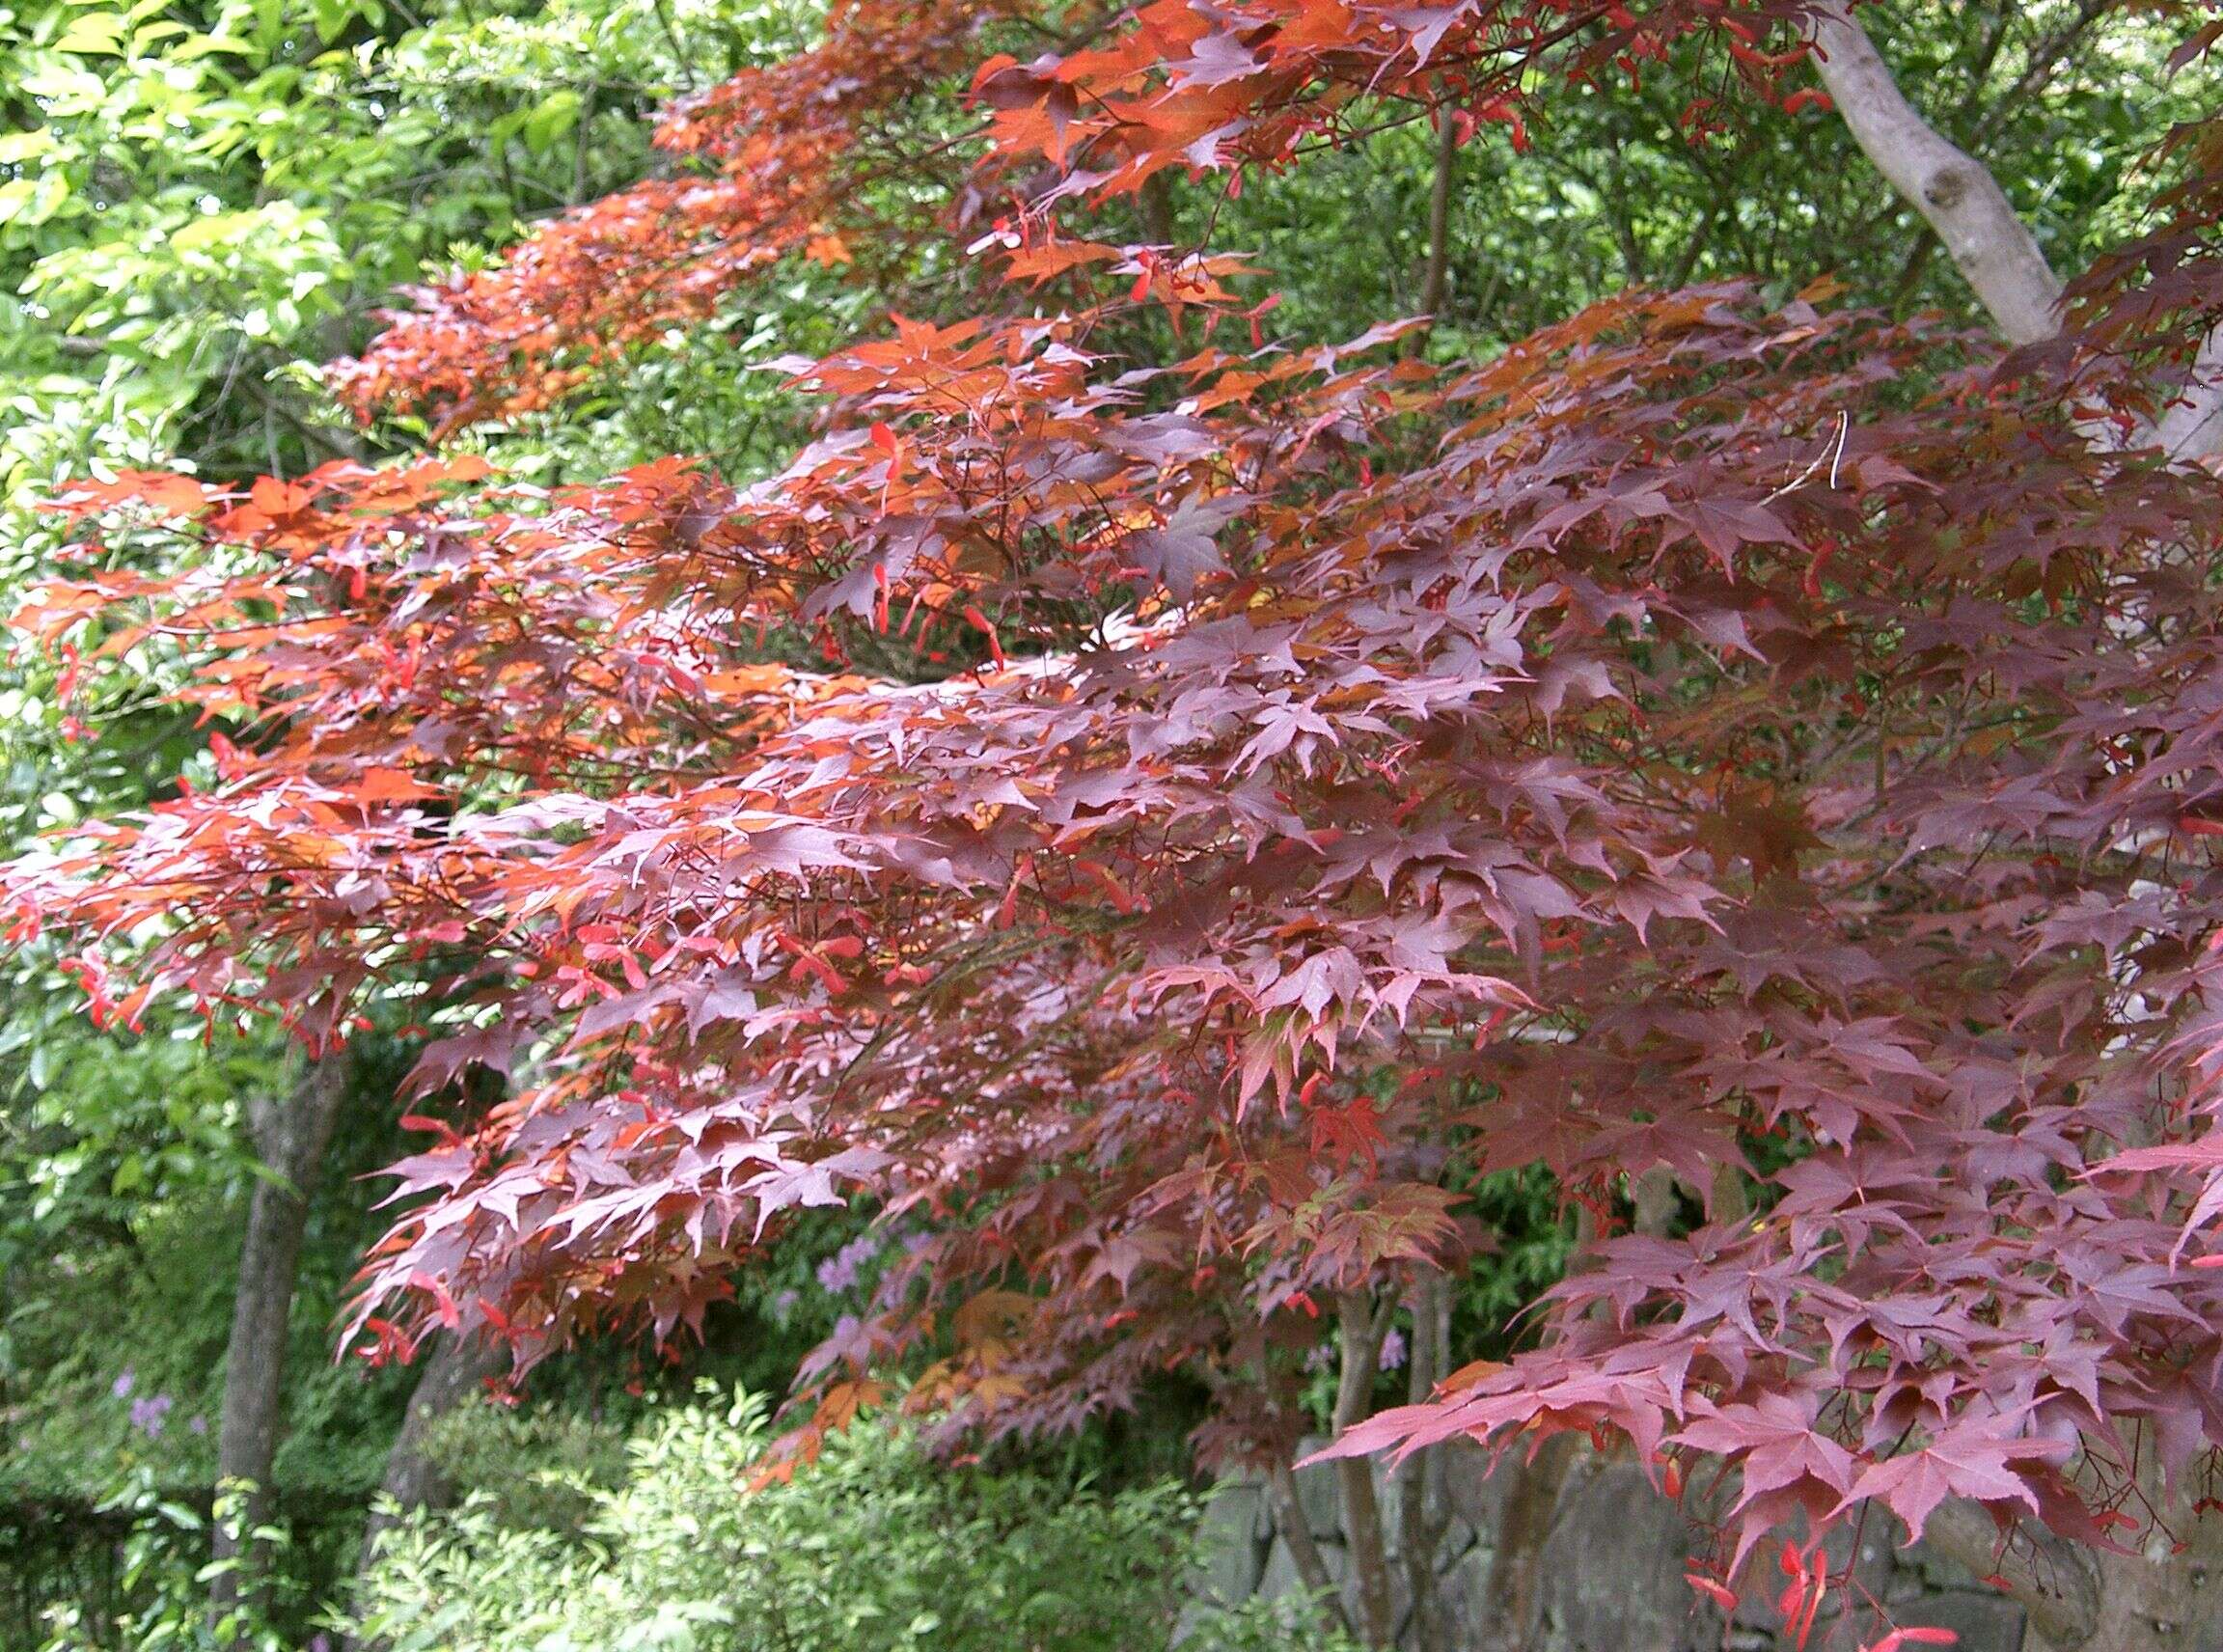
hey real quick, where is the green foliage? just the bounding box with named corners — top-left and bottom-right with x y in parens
top-left (0, 1049), bottom-right (439, 1649)
top-left (1455, 1167), bottom-right (1578, 1363)
top-left (1187, 1594), bottom-right (1365, 1652)
top-left (1, 1033), bottom-right (433, 1505)
top-left (0, 0), bottom-right (737, 523)
top-left (31, 1482), bottom-right (298, 1652)
top-left (0, 1), bottom-right (840, 1621)
top-left (421, 1404), bottom-right (631, 1535)
top-left (351, 1390), bottom-right (1339, 1652)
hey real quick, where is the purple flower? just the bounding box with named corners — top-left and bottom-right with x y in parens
top-left (899, 1230), bottom-right (932, 1256)
top-left (309, 1635), bottom-right (332, 1652)
top-left (111, 1368), bottom-right (135, 1400)
top-left (187, 1416), bottom-right (208, 1437)
top-left (814, 1234), bottom-right (879, 1295)
top-left (1303, 1344), bottom-right (1333, 1373)
top-left (769, 1288), bottom-right (800, 1321)
top-left (1378, 1329), bottom-right (1407, 1371)
top-left (129, 1393), bottom-right (174, 1438)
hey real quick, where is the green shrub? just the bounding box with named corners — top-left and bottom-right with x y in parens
top-left (419, 1404), bottom-right (631, 1536)
top-left (34, 1481), bottom-right (300, 1652)
top-left (347, 1387), bottom-right (1352, 1652)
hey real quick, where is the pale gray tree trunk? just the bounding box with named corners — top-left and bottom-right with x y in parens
top-left (1921, 1467), bottom-right (2223, 1652)
top-left (1805, 1), bottom-right (2063, 346)
top-left (2156, 332), bottom-right (2223, 461)
top-left (1806, 0), bottom-right (2222, 460)
top-left (209, 1052), bottom-right (350, 1641)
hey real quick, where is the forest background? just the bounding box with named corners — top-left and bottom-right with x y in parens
top-left (0, 2), bottom-right (2216, 1650)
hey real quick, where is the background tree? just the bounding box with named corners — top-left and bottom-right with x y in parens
top-left (0, 0), bottom-right (830, 1639)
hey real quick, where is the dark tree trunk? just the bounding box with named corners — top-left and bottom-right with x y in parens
top-left (209, 1053), bottom-right (350, 1641)
top-left (1396, 1272), bottom-right (1453, 1652)
top-left (1333, 1290), bottom-right (1397, 1647)
top-left (1411, 105), bottom-right (1458, 351)
top-left (1268, 1458), bottom-right (1354, 1638)
top-left (1476, 1432), bottom-right (1581, 1652)
top-left (357, 1330), bottom-right (500, 1557)
top-left (1137, 170), bottom-right (1175, 248)
top-left (343, 1329), bottom-right (503, 1650)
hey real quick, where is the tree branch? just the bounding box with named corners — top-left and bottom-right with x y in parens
top-left (1334, 1289), bottom-right (1397, 1646)
top-left (1387, 1273), bottom-right (1454, 1651)
top-left (1918, 1498), bottom-right (2101, 1650)
top-left (1805, 1), bottom-right (2063, 345)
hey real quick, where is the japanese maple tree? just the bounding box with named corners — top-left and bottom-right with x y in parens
top-left (14, 2), bottom-right (2223, 1647)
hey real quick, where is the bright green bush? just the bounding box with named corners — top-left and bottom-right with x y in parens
top-left (347, 1388), bottom-right (1353, 1652)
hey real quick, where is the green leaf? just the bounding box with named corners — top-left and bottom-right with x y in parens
top-left (0, 129), bottom-right (61, 165)
top-left (521, 89), bottom-right (582, 156)
top-left (310, 0), bottom-right (356, 41)
top-left (53, 11), bottom-right (127, 54)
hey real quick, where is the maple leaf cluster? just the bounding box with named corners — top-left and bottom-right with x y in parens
top-left (17, 0), bottom-right (2223, 1594)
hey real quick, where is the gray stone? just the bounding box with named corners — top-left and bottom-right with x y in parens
top-left (1169, 1600), bottom-right (1209, 1647)
top-left (1374, 1461), bottom-right (1406, 1550)
top-left (1907, 1537), bottom-right (1991, 1593)
top-left (1877, 1591), bottom-right (2025, 1652)
top-left (1537, 1460), bottom-right (1713, 1652)
top-left (1182, 1446), bottom-right (2033, 1652)
top-left (1445, 1441), bottom-right (1513, 1534)
top-left (1437, 1540), bottom-right (1496, 1648)
top-left (1255, 1535), bottom-right (1298, 1606)
top-left (1292, 1454), bottom-right (1343, 1540)
top-left (1433, 1517), bottom-right (1477, 1570)
top-left (1188, 1479), bottom-right (1269, 1606)
top-left (1257, 1532), bottom-right (1349, 1606)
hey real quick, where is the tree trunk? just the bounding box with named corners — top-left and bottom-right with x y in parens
top-left (1138, 170), bottom-right (1176, 248)
top-left (1333, 1290), bottom-right (1397, 1647)
top-left (1798, 11), bottom-right (2223, 1635)
top-left (1268, 1458), bottom-right (1355, 1638)
top-left (2026, 1520), bottom-right (2223, 1652)
top-left (1805, 1), bottom-right (2223, 461)
top-left (1396, 1272), bottom-right (1454, 1652)
top-left (356, 1329), bottom-right (501, 1559)
top-left (1804, 1), bottom-right (2062, 346)
top-left (2155, 331), bottom-right (2223, 463)
top-left (1921, 1475), bottom-right (2223, 1652)
top-left (1476, 1432), bottom-right (1581, 1652)
top-left (1411, 105), bottom-right (1459, 353)
top-left (209, 1052), bottom-right (350, 1640)
top-left (344, 1329), bottom-right (503, 1650)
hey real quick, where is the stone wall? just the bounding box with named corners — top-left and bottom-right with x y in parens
top-left (1183, 1442), bottom-right (2026, 1651)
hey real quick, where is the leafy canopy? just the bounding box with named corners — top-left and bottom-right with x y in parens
top-left (13, 0), bottom-right (2223, 1593)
